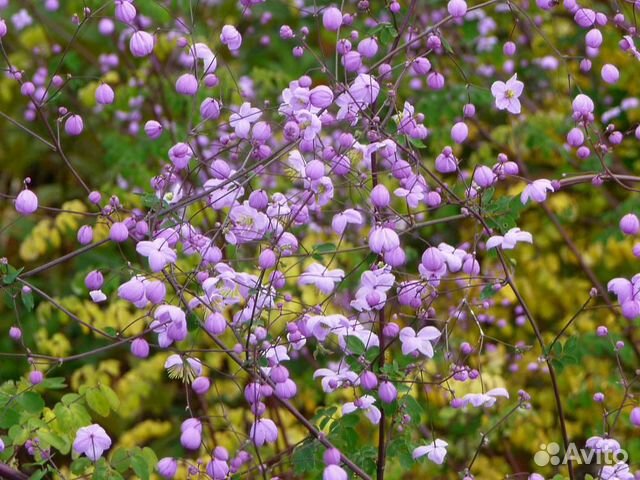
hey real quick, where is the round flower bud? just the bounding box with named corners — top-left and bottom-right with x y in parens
top-left (192, 376), bottom-right (211, 394)
top-left (596, 325), bottom-right (608, 336)
top-left (115, 0), bottom-right (136, 23)
top-left (412, 57), bottom-right (431, 75)
top-left (448, 0), bottom-right (468, 17)
top-left (601, 64), bottom-right (620, 84)
top-left (77, 225), bottom-right (94, 245)
top-left (175, 73), bottom-right (198, 96)
top-left (309, 86), bottom-right (334, 109)
top-left (427, 72), bottom-right (445, 90)
top-left (95, 83), bottom-right (115, 105)
top-left (620, 213), bottom-right (640, 235)
top-left (129, 30), bottom-right (154, 57)
top-left (585, 28), bottom-right (602, 48)
top-left (144, 120), bottom-right (163, 139)
top-left (29, 371), bottom-right (44, 385)
top-left (249, 190), bottom-right (268, 210)
top-left (572, 93), bottom-right (594, 114)
top-left (359, 370), bottom-right (378, 390)
top-left (258, 249), bottom-right (277, 270)
top-left (473, 165), bottom-right (495, 188)
top-left (9, 326), bottom-right (22, 341)
top-left (567, 127), bottom-right (584, 147)
top-left (378, 381), bottom-right (397, 403)
top-left (157, 458), bottom-right (178, 479)
top-left (0, 19), bottom-right (7, 38)
top-left (630, 407), bottom-right (640, 427)
top-left (357, 37), bottom-right (378, 58)
top-left (168, 142), bottom-right (193, 169)
top-left (305, 160), bottom-right (325, 180)
top-left (200, 98), bottom-right (220, 120)
top-left (85, 270), bottom-right (104, 290)
top-left (323, 448), bottom-right (342, 466)
top-left (371, 184), bottom-right (390, 209)
top-left (109, 222), bottom-right (129, 242)
top-left (205, 312), bottom-right (227, 336)
top-left (322, 7), bottom-right (343, 31)
top-left (451, 122), bottom-right (469, 143)
top-left (15, 189), bottom-right (38, 215)
top-left (503, 41), bottom-right (516, 56)
top-left (131, 338), bottom-right (150, 358)
top-left (65, 114), bottom-right (84, 136)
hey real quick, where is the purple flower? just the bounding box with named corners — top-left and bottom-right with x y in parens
top-left (131, 338), bottom-right (150, 358)
top-left (491, 74), bottom-right (524, 114)
top-left (521, 179), bottom-right (555, 204)
top-left (451, 122), bottom-right (468, 143)
top-left (368, 226), bottom-right (400, 254)
top-left (631, 407), bottom-right (640, 427)
top-left (412, 439), bottom-right (448, 464)
top-left (95, 84), bottom-right (115, 105)
top-left (73, 424), bottom-right (112, 461)
top-left (322, 7), bottom-right (343, 31)
top-left (342, 395), bottom-right (381, 424)
top-left (601, 64), bottom-right (620, 84)
top-left (399, 326), bottom-right (441, 357)
top-left (15, 189), bottom-right (38, 215)
top-left (65, 114), bottom-right (84, 136)
top-left (448, 0), bottom-right (467, 18)
top-left (229, 102), bottom-right (262, 139)
top-left (180, 418), bottom-right (202, 450)
top-left (378, 381), bottom-right (397, 403)
top-left (460, 387), bottom-right (509, 408)
top-left (227, 203), bottom-right (268, 244)
top-left (220, 25), bottom-right (242, 51)
top-left (157, 458), bottom-right (177, 479)
top-left (299, 263), bottom-right (345, 294)
top-left (250, 418), bottom-right (278, 446)
top-left (175, 73), bottom-right (198, 96)
top-left (129, 30), bottom-right (154, 57)
top-left (323, 465), bottom-right (348, 480)
top-left (619, 214), bottom-right (639, 235)
top-left (151, 305), bottom-right (188, 347)
top-left (110, 222), bottom-right (129, 242)
top-left (136, 238), bottom-right (177, 272)
top-left (486, 227), bottom-right (533, 250)
top-left (473, 165), bottom-right (495, 188)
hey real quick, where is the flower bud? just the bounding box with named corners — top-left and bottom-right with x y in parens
top-left (77, 225), bottom-right (94, 245)
top-left (131, 338), bottom-right (150, 358)
top-left (15, 189), bottom-right (38, 215)
top-left (620, 213), bottom-right (640, 235)
top-left (322, 7), bottom-right (342, 31)
top-left (157, 458), bottom-right (177, 479)
top-left (129, 30), bottom-right (154, 57)
top-left (65, 114), bottom-right (84, 136)
top-left (378, 381), bottom-right (397, 403)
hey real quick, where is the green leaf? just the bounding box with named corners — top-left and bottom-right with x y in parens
top-left (99, 384), bottom-right (120, 411)
top-left (86, 388), bottom-right (110, 417)
top-left (131, 454), bottom-right (150, 480)
top-left (41, 377), bottom-right (67, 390)
top-left (18, 392), bottom-right (45, 414)
top-left (37, 429), bottom-right (70, 454)
top-left (292, 441), bottom-right (321, 475)
top-left (345, 335), bottom-right (366, 356)
top-left (110, 448), bottom-right (131, 473)
top-left (403, 395), bottom-right (424, 425)
top-left (29, 468), bottom-right (48, 480)
top-left (3, 265), bottom-right (24, 285)
top-left (71, 457), bottom-right (92, 475)
top-left (0, 408), bottom-right (20, 428)
top-left (21, 289), bottom-right (34, 311)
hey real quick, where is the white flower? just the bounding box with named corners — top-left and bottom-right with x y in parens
top-left (399, 326), bottom-right (441, 357)
top-left (299, 263), bottom-right (345, 294)
top-left (412, 439), bottom-right (448, 464)
top-left (460, 387), bottom-right (509, 408)
top-left (342, 395), bottom-right (382, 424)
top-left (486, 227), bottom-right (533, 250)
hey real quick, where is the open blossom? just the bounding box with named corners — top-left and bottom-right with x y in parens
top-left (412, 439), bottom-right (448, 464)
top-left (399, 326), bottom-right (441, 357)
top-left (460, 387), bottom-right (509, 408)
top-left (227, 203), bottom-right (268, 244)
top-left (350, 267), bottom-right (395, 311)
top-left (250, 418), bottom-right (278, 446)
top-left (73, 424), bottom-right (112, 461)
top-left (332, 209), bottom-right (363, 235)
top-left (342, 395), bottom-right (382, 425)
top-left (165, 354), bottom-right (202, 382)
top-left (600, 462), bottom-right (634, 480)
top-left (150, 305), bottom-right (187, 347)
top-left (313, 364), bottom-right (359, 392)
top-left (136, 239), bottom-right (177, 272)
top-left (607, 274), bottom-right (640, 319)
top-left (229, 102), bottom-right (261, 138)
top-left (299, 263), bottom-right (345, 294)
top-left (368, 226), bottom-right (400, 254)
top-left (486, 227), bottom-right (533, 250)
top-left (521, 179), bottom-right (555, 204)
top-left (491, 73), bottom-right (524, 114)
